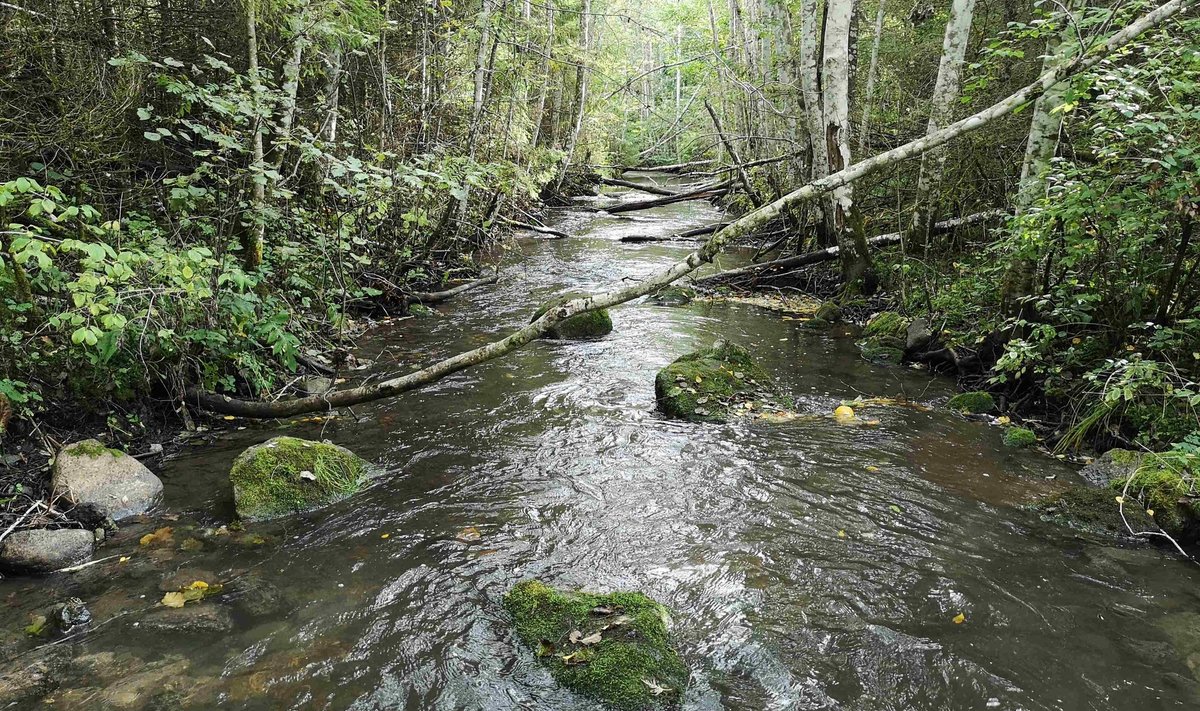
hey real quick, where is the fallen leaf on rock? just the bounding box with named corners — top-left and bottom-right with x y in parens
top-left (996, 416), bottom-right (1011, 425)
top-left (299, 470), bottom-right (317, 481)
top-left (590, 605), bottom-right (618, 616)
top-left (834, 405), bottom-right (856, 420)
top-left (579, 631), bottom-right (603, 645)
top-left (642, 678), bottom-right (673, 696)
top-left (161, 592), bottom-right (186, 608)
top-left (456, 526), bottom-right (481, 542)
top-left (561, 649), bottom-right (591, 666)
top-left (865, 465), bottom-right (881, 473)
top-left (537, 640), bottom-right (555, 657)
top-left (24, 615), bottom-right (47, 636)
top-left (837, 529), bottom-right (847, 538)
top-left (953, 612), bottom-right (966, 624)
top-left (889, 504), bottom-right (902, 514)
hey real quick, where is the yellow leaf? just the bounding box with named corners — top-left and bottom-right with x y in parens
top-left (865, 465), bottom-right (881, 473)
top-left (834, 405), bottom-right (855, 420)
top-left (139, 526), bottom-right (174, 546)
top-left (139, 534), bottom-right (154, 546)
top-left (457, 526), bottom-right (482, 542)
top-left (118, 556), bottom-right (130, 563)
top-left (694, 375), bottom-right (702, 384)
top-left (188, 580), bottom-right (209, 590)
top-left (1115, 496), bottom-right (1125, 505)
top-left (161, 592), bottom-right (186, 608)
top-left (837, 529), bottom-right (847, 538)
top-left (380, 533), bottom-right (390, 539)
top-left (996, 416), bottom-right (1011, 425)
top-left (223, 415), bottom-right (236, 420)
top-left (953, 613), bottom-right (966, 624)
top-left (1147, 509), bottom-right (1155, 517)
top-left (1071, 338), bottom-right (1082, 345)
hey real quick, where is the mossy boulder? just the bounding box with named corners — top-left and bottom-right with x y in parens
top-left (504, 580), bottom-right (687, 710)
top-left (946, 391), bottom-right (996, 414)
top-left (1107, 457), bottom-right (1200, 540)
top-left (1033, 486), bottom-right (1154, 537)
top-left (654, 340), bottom-right (776, 422)
top-left (863, 311), bottom-right (908, 340)
top-left (803, 301), bottom-right (843, 330)
top-left (647, 286), bottom-right (695, 307)
top-left (1003, 427), bottom-right (1037, 448)
top-left (229, 437), bottom-right (370, 522)
top-left (533, 294), bottom-right (614, 340)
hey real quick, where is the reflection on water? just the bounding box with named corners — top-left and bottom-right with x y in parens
top-left (3, 173), bottom-right (1199, 710)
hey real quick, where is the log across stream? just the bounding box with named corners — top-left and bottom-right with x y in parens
top-left (2, 173), bottom-right (1198, 710)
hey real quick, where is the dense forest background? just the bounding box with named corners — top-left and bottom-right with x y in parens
top-left (0, 0), bottom-right (1196, 456)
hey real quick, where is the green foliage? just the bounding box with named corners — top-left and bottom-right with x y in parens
top-left (504, 580), bottom-right (687, 711)
top-left (1002, 426), bottom-right (1037, 448)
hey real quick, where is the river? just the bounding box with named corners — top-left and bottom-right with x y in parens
top-left (2, 172), bottom-right (1199, 710)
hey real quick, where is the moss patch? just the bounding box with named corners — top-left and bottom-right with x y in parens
top-left (947, 391), bottom-right (996, 414)
top-left (504, 580), bottom-right (687, 711)
top-left (63, 440), bottom-right (123, 459)
top-left (858, 341), bottom-right (904, 365)
top-left (533, 294), bottom-right (614, 340)
top-left (229, 437), bottom-right (369, 522)
top-left (654, 340), bottom-right (777, 422)
top-left (1033, 485), bottom-right (1154, 537)
top-left (1003, 427), bottom-right (1037, 448)
top-left (862, 311), bottom-right (907, 340)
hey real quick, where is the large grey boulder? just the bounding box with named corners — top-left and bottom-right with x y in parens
top-left (906, 317), bottom-right (934, 353)
top-left (0, 529), bottom-right (94, 574)
top-left (1078, 448), bottom-right (1143, 488)
top-left (52, 440), bottom-right (162, 521)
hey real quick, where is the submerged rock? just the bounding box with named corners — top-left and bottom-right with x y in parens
top-left (52, 439), bottom-right (163, 521)
top-left (856, 311), bottom-right (908, 365)
top-left (504, 580), bottom-right (687, 711)
top-left (1033, 486), bottom-right (1153, 538)
top-left (647, 286), bottom-right (695, 307)
top-left (229, 436), bottom-right (369, 521)
top-left (1002, 427), bottom-right (1037, 448)
top-left (1157, 612), bottom-right (1200, 683)
top-left (140, 604), bottom-right (234, 634)
top-left (946, 391), bottom-right (997, 414)
top-left (858, 341), bottom-right (904, 365)
top-left (654, 340), bottom-right (777, 422)
top-left (532, 294), bottom-right (614, 339)
top-left (863, 311), bottom-right (908, 340)
top-left (0, 528), bottom-right (94, 574)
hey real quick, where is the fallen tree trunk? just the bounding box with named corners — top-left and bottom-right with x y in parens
top-left (618, 222), bottom-right (731, 243)
top-left (598, 180), bottom-right (733, 215)
top-left (697, 210), bottom-right (1008, 284)
top-left (598, 177), bottom-right (679, 196)
top-left (185, 1), bottom-right (1186, 418)
top-left (410, 269), bottom-right (500, 304)
top-left (499, 217), bottom-right (569, 239)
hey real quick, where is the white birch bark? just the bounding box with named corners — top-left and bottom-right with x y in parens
top-left (857, 0), bottom-right (886, 155)
top-left (909, 0), bottom-right (977, 249)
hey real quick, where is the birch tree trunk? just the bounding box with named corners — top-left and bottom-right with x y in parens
top-left (858, 0), bottom-right (886, 156)
top-left (272, 1), bottom-right (310, 172)
top-left (821, 0), bottom-right (874, 288)
top-left (1004, 0), bottom-right (1085, 311)
top-left (529, 2), bottom-right (556, 152)
top-left (799, 0), bottom-right (828, 186)
top-left (907, 0), bottom-right (977, 253)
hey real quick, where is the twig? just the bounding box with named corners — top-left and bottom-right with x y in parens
top-left (0, 501), bottom-right (40, 545)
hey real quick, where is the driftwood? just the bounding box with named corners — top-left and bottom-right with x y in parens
top-left (598, 177), bottom-right (679, 196)
top-left (410, 270), bottom-right (499, 304)
top-left (183, 0), bottom-right (1186, 419)
top-left (697, 210), bottom-right (1008, 284)
top-left (500, 217), bottom-right (569, 239)
top-left (619, 222), bottom-right (733, 243)
top-left (597, 180), bottom-right (733, 215)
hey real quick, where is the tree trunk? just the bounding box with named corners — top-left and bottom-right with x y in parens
top-left (243, 0), bottom-right (266, 275)
top-left (529, 1), bottom-right (556, 152)
top-left (186, 0), bottom-right (1189, 417)
top-left (799, 0), bottom-right (829, 238)
top-left (551, 0), bottom-right (590, 195)
top-left (858, 0), bottom-right (886, 156)
top-left (908, 0), bottom-right (977, 253)
top-left (821, 0), bottom-right (874, 289)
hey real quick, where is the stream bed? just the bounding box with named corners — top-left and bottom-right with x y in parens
top-left (3, 172), bottom-right (1200, 710)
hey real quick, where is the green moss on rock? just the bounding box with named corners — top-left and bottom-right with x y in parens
top-left (533, 294), bottom-right (614, 339)
top-left (1033, 485), bottom-right (1154, 537)
top-left (654, 340), bottom-right (775, 422)
top-left (63, 440), bottom-right (122, 458)
top-left (947, 391), bottom-right (996, 414)
top-left (814, 301), bottom-right (842, 323)
top-left (1107, 458), bottom-right (1200, 540)
top-left (1003, 427), bottom-right (1037, 448)
top-left (862, 311), bottom-right (907, 340)
top-left (858, 341), bottom-right (904, 365)
top-left (504, 580), bottom-right (687, 711)
top-left (229, 437), bottom-right (369, 522)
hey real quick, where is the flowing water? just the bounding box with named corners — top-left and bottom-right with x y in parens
top-left (4, 173), bottom-right (1200, 710)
